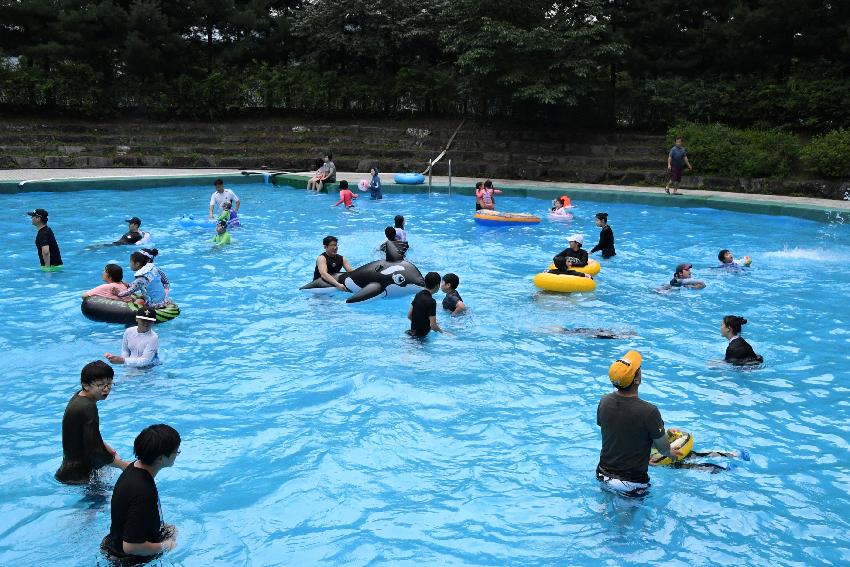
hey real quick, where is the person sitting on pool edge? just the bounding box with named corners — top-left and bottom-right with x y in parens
top-left (105, 307), bottom-right (161, 369)
top-left (378, 226), bottom-right (409, 259)
top-left (669, 263), bottom-right (705, 289)
top-left (407, 271), bottom-right (445, 337)
top-left (333, 180), bottom-right (358, 209)
top-left (440, 273), bottom-right (466, 315)
top-left (590, 213), bottom-right (616, 259)
top-left (717, 249), bottom-right (751, 270)
top-left (553, 234), bottom-right (589, 271)
top-left (307, 153), bottom-right (336, 193)
top-left (721, 315), bottom-right (763, 365)
top-left (113, 217), bottom-right (146, 245)
top-left (82, 263), bottom-right (131, 302)
top-left (101, 423), bottom-right (181, 562)
top-left (596, 351), bottom-right (683, 496)
top-left (56, 361), bottom-right (129, 485)
top-left (212, 220), bottom-right (232, 246)
top-left (315, 235), bottom-right (353, 292)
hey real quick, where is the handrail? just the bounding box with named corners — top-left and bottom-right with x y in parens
top-left (421, 119), bottom-right (465, 175)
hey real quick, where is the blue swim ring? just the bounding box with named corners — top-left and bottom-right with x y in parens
top-left (393, 173), bottom-right (425, 185)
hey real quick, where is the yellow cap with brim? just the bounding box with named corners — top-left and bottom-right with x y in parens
top-left (609, 350), bottom-right (642, 388)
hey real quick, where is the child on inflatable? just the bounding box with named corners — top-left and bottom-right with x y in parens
top-left (394, 215), bottom-right (407, 242)
top-left (212, 220), bottom-right (232, 246)
top-left (333, 181), bottom-right (358, 209)
top-left (116, 249), bottom-right (172, 308)
top-left (82, 263), bottom-right (131, 302)
top-left (476, 180), bottom-right (502, 211)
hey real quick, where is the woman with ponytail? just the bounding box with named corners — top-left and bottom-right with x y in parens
top-left (721, 315), bottom-right (763, 365)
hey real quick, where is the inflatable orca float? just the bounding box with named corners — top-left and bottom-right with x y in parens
top-left (300, 243), bottom-right (425, 303)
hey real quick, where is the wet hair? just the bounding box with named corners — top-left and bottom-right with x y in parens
top-left (216, 220), bottom-right (228, 230)
top-left (475, 182), bottom-right (483, 189)
top-left (104, 263), bottom-right (123, 282)
top-left (596, 212), bottom-right (608, 222)
top-left (718, 249), bottom-right (731, 262)
top-left (323, 235), bottom-right (338, 247)
top-left (384, 226), bottom-right (397, 240)
top-left (394, 215), bottom-right (404, 229)
top-left (424, 271), bottom-right (441, 290)
top-left (81, 360), bottom-right (114, 387)
top-left (130, 248), bottom-right (159, 267)
top-left (484, 180), bottom-right (493, 189)
top-left (723, 315), bottom-right (748, 335)
top-left (442, 273), bottom-right (459, 290)
top-left (339, 180), bottom-right (349, 189)
top-left (214, 179), bottom-right (224, 186)
top-left (222, 200), bottom-right (232, 209)
top-left (325, 153), bottom-right (333, 160)
top-left (133, 424), bottom-right (181, 466)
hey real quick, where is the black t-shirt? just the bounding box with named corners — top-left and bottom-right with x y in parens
top-left (591, 226), bottom-right (616, 257)
top-left (554, 247), bottom-right (588, 268)
top-left (55, 393), bottom-right (115, 484)
top-left (313, 252), bottom-right (345, 281)
top-left (725, 337), bottom-right (763, 365)
top-left (442, 289), bottom-right (463, 312)
top-left (106, 463), bottom-right (162, 555)
top-left (409, 290), bottom-right (436, 336)
top-left (35, 225), bottom-right (63, 266)
top-left (114, 231), bottom-right (144, 245)
top-left (596, 393), bottom-right (665, 484)
top-left (379, 240), bottom-right (409, 259)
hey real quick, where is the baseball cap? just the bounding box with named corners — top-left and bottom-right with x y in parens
top-left (125, 216), bottom-right (142, 225)
top-left (27, 208), bottom-right (49, 220)
top-left (135, 306), bottom-right (157, 322)
top-left (608, 350), bottom-right (643, 388)
top-left (567, 234), bottom-right (584, 244)
top-left (675, 263), bottom-right (693, 273)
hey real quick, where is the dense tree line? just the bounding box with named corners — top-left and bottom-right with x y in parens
top-left (1, 0), bottom-right (848, 128)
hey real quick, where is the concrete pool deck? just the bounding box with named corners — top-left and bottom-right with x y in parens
top-left (2, 167), bottom-right (849, 221)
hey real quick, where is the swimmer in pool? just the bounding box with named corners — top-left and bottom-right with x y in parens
top-left (104, 307), bottom-right (161, 368)
top-left (212, 220), bottom-right (232, 245)
top-left (668, 263), bottom-right (705, 289)
top-left (113, 217), bottom-right (146, 245)
top-left (82, 264), bottom-right (131, 302)
top-left (552, 327), bottom-right (636, 339)
top-left (717, 249), bottom-right (751, 270)
top-left (314, 235), bottom-right (353, 291)
top-left (333, 181), bottom-right (358, 209)
top-left (721, 315), bottom-right (763, 365)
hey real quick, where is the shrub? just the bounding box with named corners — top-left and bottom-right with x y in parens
top-left (667, 122), bottom-right (801, 178)
top-left (801, 129), bottom-right (850, 178)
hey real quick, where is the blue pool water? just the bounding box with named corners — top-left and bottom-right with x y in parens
top-left (1, 183), bottom-right (849, 565)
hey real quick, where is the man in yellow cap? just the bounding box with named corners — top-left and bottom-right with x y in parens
top-left (596, 350), bottom-right (682, 496)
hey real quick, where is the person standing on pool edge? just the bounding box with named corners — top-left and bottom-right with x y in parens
top-left (666, 136), bottom-right (693, 195)
top-left (209, 179), bottom-right (240, 219)
top-left (55, 361), bottom-right (129, 484)
top-left (590, 213), bottom-right (616, 259)
top-left (28, 208), bottom-right (63, 270)
top-left (101, 424), bottom-right (181, 562)
top-left (596, 351), bottom-right (682, 496)
top-left (314, 235), bottom-right (353, 291)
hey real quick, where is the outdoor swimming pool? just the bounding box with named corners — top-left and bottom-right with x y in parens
top-left (1, 182), bottom-right (849, 565)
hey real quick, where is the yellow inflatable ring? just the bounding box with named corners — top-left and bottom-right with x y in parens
top-left (650, 430), bottom-right (694, 465)
top-left (533, 272), bottom-right (596, 293)
top-left (547, 259), bottom-right (601, 275)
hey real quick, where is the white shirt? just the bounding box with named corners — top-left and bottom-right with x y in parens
top-left (210, 188), bottom-right (239, 211)
top-left (121, 327), bottom-right (161, 368)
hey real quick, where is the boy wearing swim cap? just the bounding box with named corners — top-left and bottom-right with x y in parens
top-left (596, 351), bottom-right (682, 496)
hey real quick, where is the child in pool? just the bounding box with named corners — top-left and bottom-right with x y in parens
top-left (721, 315), bottom-right (763, 365)
top-left (82, 263), bottom-right (131, 302)
top-left (717, 249), bottom-right (751, 269)
top-left (333, 181), bottom-right (358, 209)
top-left (212, 220), bottom-right (232, 245)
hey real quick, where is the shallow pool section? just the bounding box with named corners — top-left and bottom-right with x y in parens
top-left (1, 183), bottom-right (850, 565)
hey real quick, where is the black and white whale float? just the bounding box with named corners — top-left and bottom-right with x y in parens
top-left (300, 242), bottom-right (426, 303)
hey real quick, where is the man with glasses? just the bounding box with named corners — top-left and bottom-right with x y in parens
top-left (55, 361), bottom-right (129, 484)
top-left (102, 424), bottom-right (181, 561)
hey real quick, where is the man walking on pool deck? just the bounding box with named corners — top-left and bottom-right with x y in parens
top-left (666, 137), bottom-right (693, 195)
top-left (209, 179), bottom-right (240, 219)
top-left (28, 208), bottom-right (63, 270)
top-left (596, 350), bottom-right (682, 496)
